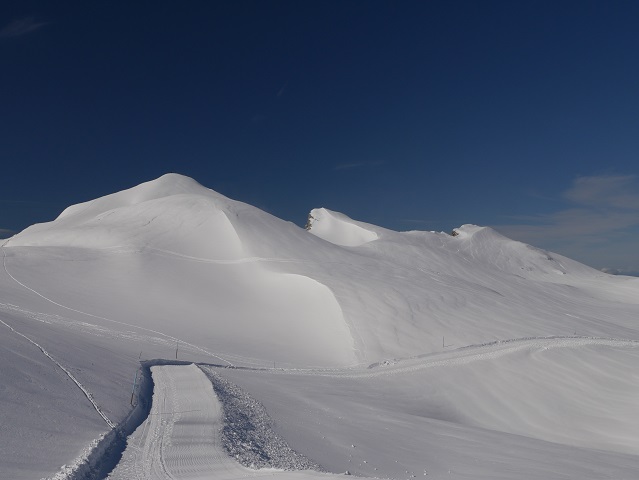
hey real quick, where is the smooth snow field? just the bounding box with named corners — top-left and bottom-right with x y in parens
top-left (2, 174), bottom-right (639, 479)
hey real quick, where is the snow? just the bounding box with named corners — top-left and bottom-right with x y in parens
top-left (219, 340), bottom-right (639, 479)
top-left (109, 364), bottom-right (358, 480)
top-left (108, 364), bottom-right (234, 479)
top-left (1, 173), bottom-right (639, 479)
top-left (201, 367), bottom-right (324, 471)
top-left (306, 208), bottom-right (379, 247)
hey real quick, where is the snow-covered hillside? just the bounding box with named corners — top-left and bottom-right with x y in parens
top-left (2, 173), bottom-right (639, 479)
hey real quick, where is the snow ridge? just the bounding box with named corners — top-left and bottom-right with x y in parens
top-left (200, 366), bottom-right (324, 472)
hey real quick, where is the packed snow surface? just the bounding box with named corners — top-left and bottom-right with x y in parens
top-left (2, 173), bottom-right (639, 479)
top-left (109, 364), bottom-right (358, 480)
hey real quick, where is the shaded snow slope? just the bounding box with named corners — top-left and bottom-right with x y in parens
top-left (5, 174), bottom-right (355, 368)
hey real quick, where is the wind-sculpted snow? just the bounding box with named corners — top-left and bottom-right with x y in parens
top-left (306, 208), bottom-right (379, 247)
top-left (200, 366), bottom-right (323, 471)
top-left (2, 173), bottom-right (639, 479)
top-left (5, 173), bottom-right (639, 365)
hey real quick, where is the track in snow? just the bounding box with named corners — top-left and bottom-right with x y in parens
top-left (360, 335), bottom-right (639, 377)
top-left (241, 335), bottom-right (639, 379)
top-left (0, 316), bottom-right (115, 429)
top-left (1, 247), bottom-right (235, 367)
top-left (108, 364), bottom-right (348, 480)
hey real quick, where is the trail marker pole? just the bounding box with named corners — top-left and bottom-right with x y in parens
top-left (443, 336), bottom-right (445, 348)
top-left (175, 340), bottom-right (179, 360)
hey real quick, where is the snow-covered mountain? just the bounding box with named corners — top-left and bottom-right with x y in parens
top-left (2, 173), bottom-right (639, 479)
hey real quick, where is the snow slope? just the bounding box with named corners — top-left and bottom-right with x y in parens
top-left (4, 174), bottom-right (355, 368)
top-left (305, 208), bottom-right (379, 247)
top-left (2, 173), bottom-right (639, 479)
top-left (109, 364), bottom-right (353, 480)
top-left (220, 338), bottom-right (639, 479)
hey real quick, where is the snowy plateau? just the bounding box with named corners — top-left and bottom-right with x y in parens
top-left (1, 173), bottom-right (639, 480)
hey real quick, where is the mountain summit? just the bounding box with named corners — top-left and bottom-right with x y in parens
top-left (6, 174), bottom-right (245, 260)
top-left (3, 174), bottom-right (639, 480)
top-left (5, 173), bottom-right (638, 367)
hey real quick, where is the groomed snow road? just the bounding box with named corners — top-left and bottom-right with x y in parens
top-left (108, 364), bottom-right (351, 480)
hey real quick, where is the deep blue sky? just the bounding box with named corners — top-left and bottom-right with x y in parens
top-left (1, 1), bottom-right (638, 273)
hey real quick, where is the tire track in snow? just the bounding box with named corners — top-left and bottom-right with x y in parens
top-left (248, 335), bottom-right (639, 379)
top-left (0, 316), bottom-right (115, 429)
top-left (359, 336), bottom-right (639, 378)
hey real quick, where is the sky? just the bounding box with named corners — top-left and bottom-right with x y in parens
top-left (1, 0), bottom-right (638, 274)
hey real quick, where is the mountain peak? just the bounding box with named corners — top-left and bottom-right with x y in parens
top-left (5, 173), bottom-right (243, 259)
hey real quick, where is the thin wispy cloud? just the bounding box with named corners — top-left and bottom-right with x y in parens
top-left (564, 175), bottom-right (639, 210)
top-left (0, 17), bottom-right (48, 38)
top-left (493, 174), bottom-right (639, 272)
top-left (334, 160), bottom-right (384, 171)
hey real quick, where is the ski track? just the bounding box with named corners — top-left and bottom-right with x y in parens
top-left (0, 316), bottom-right (115, 429)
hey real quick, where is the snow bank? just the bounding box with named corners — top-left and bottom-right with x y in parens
top-left (201, 366), bottom-right (323, 471)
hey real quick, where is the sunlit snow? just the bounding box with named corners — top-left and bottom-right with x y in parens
top-left (2, 173), bottom-right (639, 479)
